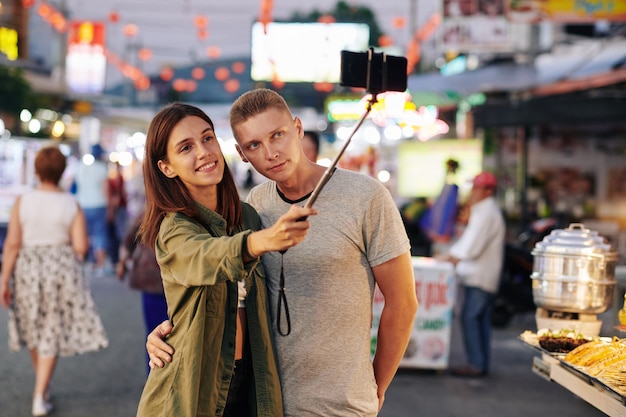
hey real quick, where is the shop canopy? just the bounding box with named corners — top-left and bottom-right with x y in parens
top-left (407, 39), bottom-right (626, 126)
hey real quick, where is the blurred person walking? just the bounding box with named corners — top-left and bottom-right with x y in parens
top-left (0, 146), bottom-right (109, 416)
top-left (420, 158), bottom-right (460, 248)
top-left (135, 103), bottom-right (316, 417)
top-left (437, 171), bottom-right (505, 377)
top-left (107, 162), bottom-right (129, 265)
top-left (75, 144), bottom-right (110, 276)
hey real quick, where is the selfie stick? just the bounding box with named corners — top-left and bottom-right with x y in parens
top-left (303, 95), bottom-right (377, 209)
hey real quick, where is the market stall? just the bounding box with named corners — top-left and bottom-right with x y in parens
top-left (521, 223), bottom-right (626, 416)
top-left (522, 334), bottom-right (626, 417)
top-left (372, 256), bottom-right (455, 369)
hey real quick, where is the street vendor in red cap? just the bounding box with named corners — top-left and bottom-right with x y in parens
top-left (437, 171), bottom-right (505, 378)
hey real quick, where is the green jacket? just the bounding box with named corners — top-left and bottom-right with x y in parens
top-left (136, 203), bottom-right (283, 417)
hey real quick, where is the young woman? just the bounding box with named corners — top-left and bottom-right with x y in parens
top-left (136, 103), bottom-right (315, 417)
top-left (1, 145), bottom-right (109, 416)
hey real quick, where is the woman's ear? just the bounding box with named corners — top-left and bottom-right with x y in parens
top-left (157, 160), bottom-right (178, 178)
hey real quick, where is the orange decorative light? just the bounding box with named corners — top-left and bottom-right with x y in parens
top-left (392, 16), bottom-right (406, 29)
top-left (406, 39), bottom-right (420, 73)
top-left (197, 28), bottom-right (209, 40)
top-left (259, 0), bottom-right (274, 33)
top-left (214, 67), bottom-right (230, 81)
top-left (123, 23), bottom-right (139, 37)
top-left (271, 77), bottom-right (285, 89)
top-left (50, 12), bottom-right (68, 33)
top-left (224, 79), bottom-right (240, 93)
top-left (137, 48), bottom-right (152, 61)
top-left (194, 15), bottom-right (208, 28)
top-left (37, 3), bottom-right (51, 17)
top-left (173, 79), bottom-right (187, 92)
top-left (378, 34), bottom-right (394, 47)
top-left (317, 15), bottom-right (336, 24)
top-left (231, 61), bottom-right (245, 74)
top-left (134, 76), bottom-right (150, 91)
top-left (191, 67), bottom-right (206, 80)
top-left (206, 46), bottom-right (221, 59)
top-left (186, 80), bottom-right (197, 92)
top-left (160, 67), bottom-right (174, 81)
top-left (313, 82), bottom-right (334, 93)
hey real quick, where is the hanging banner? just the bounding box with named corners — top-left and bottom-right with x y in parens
top-left (65, 21), bottom-right (106, 94)
top-left (506, 0), bottom-right (626, 23)
top-left (442, 0), bottom-right (513, 52)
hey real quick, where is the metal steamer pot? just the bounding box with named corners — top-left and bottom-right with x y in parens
top-left (530, 223), bottom-right (618, 314)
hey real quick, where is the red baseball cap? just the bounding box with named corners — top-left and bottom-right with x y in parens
top-left (473, 172), bottom-right (497, 188)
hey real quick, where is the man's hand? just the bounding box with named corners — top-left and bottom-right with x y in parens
top-left (147, 320), bottom-right (174, 369)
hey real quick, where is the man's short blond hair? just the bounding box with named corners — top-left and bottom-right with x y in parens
top-left (229, 88), bottom-right (292, 140)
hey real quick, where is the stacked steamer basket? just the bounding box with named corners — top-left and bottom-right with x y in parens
top-left (531, 223), bottom-right (618, 337)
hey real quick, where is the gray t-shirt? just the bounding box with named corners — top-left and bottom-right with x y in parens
top-left (247, 169), bottom-right (410, 417)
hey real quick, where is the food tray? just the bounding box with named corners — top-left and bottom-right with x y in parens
top-left (518, 335), bottom-right (567, 358)
top-left (520, 332), bottom-right (626, 404)
top-left (556, 357), bottom-right (626, 406)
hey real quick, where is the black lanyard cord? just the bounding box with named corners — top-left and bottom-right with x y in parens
top-left (277, 250), bottom-right (291, 336)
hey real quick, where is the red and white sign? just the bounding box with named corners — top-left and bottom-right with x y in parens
top-left (372, 257), bottom-right (456, 369)
top-left (65, 21), bottom-right (106, 94)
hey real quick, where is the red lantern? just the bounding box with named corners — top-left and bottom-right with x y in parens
top-left (224, 79), bottom-right (240, 93)
top-left (191, 67), bottom-right (205, 80)
top-left (271, 77), bottom-right (285, 90)
top-left (194, 15), bottom-right (208, 28)
top-left (186, 80), bottom-right (197, 93)
top-left (37, 3), bottom-right (51, 18)
top-left (313, 82), bottom-right (334, 93)
top-left (108, 11), bottom-right (120, 23)
top-left (134, 77), bottom-right (150, 91)
top-left (160, 67), bottom-right (174, 82)
top-left (50, 12), bottom-right (67, 33)
top-left (21, 0), bottom-right (36, 8)
top-left (214, 67), bottom-right (230, 81)
top-left (259, 0), bottom-right (274, 33)
top-left (206, 46), bottom-right (221, 59)
top-left (317, 15), bottom-right (336, 24)
top-left (197, 28), bottom-right (209, 40)
top-left (137, 48), bottom-right (152, 61)
top-left (173, 79), bottom-right (186, 92)
top-left (392, 16), bottom-right (406, 29)
top-left (231, 61), bottom-right (245, 74)
top-left (123, 24), bottom-right (139, 37)
top-left (378, 35), bottom-right (394, 47)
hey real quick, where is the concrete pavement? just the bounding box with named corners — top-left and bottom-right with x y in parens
top-left (0, 269), bottom-right (609, 416)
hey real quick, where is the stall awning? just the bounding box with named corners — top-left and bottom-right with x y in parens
top-left (407, 39), bottom-right (626, 98)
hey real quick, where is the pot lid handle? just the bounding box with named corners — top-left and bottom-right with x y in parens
top-left (567, 223), bottom-right (587, 231)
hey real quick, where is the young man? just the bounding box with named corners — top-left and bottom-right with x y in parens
top-left (147, 89), bottom-right (418, 416)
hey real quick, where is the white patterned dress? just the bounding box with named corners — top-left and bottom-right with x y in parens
top-left (8, 190), bottom-right (109, 357)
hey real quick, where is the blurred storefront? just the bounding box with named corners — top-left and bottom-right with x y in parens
top-left (407, 35), bottom-right (626, 260)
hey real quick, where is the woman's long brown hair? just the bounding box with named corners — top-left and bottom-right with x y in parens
top-left (138, 103), bottom-right (242, 249)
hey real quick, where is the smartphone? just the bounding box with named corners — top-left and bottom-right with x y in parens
top-left (340, 49), bottom-right (408, 94)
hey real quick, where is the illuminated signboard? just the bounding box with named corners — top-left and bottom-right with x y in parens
top-left (65, 21), bottom-right (106, 94)
top-left (506, 0), bottom-right (626, 23)
top-left (0, 27), bottom-right (18, 61)
top-left (250, 22), bottom-right (370, 83)
top-left (398, 139), bottom-right (483, 198)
